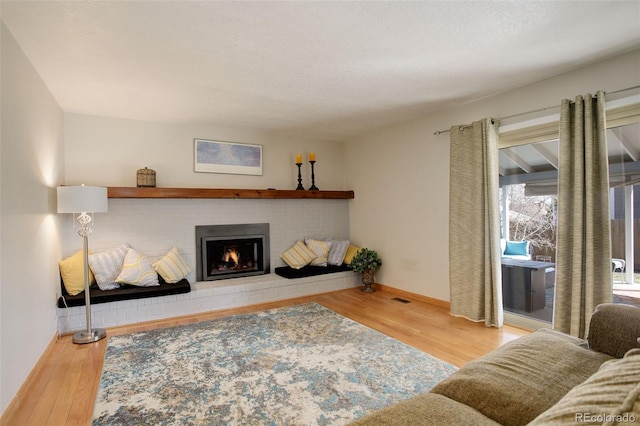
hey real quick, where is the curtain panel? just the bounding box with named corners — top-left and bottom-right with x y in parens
top-left (449, 119), bottom-right (503, 327)
top-left (554, 91), bottom-right (612, 338)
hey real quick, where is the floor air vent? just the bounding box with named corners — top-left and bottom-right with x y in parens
top-left (392, 297), bottom-right (411, 304)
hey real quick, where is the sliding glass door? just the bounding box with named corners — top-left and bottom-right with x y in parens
top-left (608, 122), bottom-right (640, 308)
top-left (499, 120), bottom-right (640, 328)
top-left (499, 138), bottom-right (558, 326)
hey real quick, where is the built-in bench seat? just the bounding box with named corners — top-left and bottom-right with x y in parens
top-left (57, 278), bottom-right (191, 308)
top-left (274, 263), bottom-right (351, 279)
top-left (56, 262), bottom-right (351, 308)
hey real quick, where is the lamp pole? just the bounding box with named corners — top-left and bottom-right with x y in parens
top-left (57, 185), bottom-right (108, 344)
top-left (73, 212), bottom-right (106, 344)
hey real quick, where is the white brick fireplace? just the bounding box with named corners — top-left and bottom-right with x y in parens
top-left (56, 197), bottom-right (357, 334)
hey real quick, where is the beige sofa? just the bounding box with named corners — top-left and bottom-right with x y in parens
top-left (350, 303), bottom-right (640, 426)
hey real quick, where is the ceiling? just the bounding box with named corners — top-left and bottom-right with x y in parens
top-left (2, 1), bottom-right (639, 142)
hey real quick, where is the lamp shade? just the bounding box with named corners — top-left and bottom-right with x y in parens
top-left (57, 186), bottom-right (108, 213)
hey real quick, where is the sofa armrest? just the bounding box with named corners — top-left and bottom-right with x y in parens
top-left (588, 303), bottom-right (640, 358)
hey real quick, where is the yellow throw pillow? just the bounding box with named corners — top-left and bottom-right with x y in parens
top-left (281, 240), bottom-right (317, 269)
top-left (59, 251), bottom-right (95, 296)
top-left (343, 245), bottom-right (362, 265)
top-left (153, 247), bottom-right (192, 283)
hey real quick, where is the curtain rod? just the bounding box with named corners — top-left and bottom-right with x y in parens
top-left (433, 84), bottom-right (640, 136)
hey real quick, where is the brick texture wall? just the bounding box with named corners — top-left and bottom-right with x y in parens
top-left (56, 198), bottom-right (356, 333)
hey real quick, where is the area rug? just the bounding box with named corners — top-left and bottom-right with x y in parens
top-left (92, 303), bottom-right (457, 425)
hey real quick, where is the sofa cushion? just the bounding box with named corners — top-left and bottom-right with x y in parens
top-left (529, 348), bottom-right (640, 425)
top-left (504, 240), bottom-right (529, 256)
top-left (588, 303), bottom-right (640, 358)
top-left (57, 278), bottom-right (191, 308)
top-left (274, 263), bottom-right (351, 279)
top-left (348, 393), bottom-right (500, 426)
top-left (431, 328), bottom-right (613, 426)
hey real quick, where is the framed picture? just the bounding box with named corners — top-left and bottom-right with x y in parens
top-left (194, 139), bottom-right (263, 175)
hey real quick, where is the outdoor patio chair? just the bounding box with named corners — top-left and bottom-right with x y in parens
top-left (612, 258), bottom-right (626, 273)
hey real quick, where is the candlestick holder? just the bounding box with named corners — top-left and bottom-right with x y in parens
top-left (309, 160), bottom-right (319, 191)
top-left (295, 163), bottom-right (305, 190)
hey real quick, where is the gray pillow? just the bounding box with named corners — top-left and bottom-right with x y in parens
top-left (327, 239), bottom-right (350, 266)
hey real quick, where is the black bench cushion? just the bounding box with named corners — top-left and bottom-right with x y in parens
top-left (57, 277), bottom-right (191, 308)
top-left (274, 263), bottom-right (351, 279)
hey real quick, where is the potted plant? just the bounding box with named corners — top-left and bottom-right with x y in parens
top-left (349, 248), bottom-right (382, 293)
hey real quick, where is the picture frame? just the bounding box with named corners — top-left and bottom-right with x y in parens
top-left (194, 139), bottom-right (263, 175)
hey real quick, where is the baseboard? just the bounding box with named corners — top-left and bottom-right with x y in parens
top-left (0, 331), bottom-right (59, 425)
top-left (375, 283), bottom-right (451, 309)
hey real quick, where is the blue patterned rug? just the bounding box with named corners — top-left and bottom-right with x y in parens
top-left (92, 303), bottom-right (456, 425)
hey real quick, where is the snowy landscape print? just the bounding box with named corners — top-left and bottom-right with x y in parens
top-left (195, 139), bottom-right (262, 175)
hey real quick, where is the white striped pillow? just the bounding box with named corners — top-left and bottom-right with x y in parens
top-left (281, 240), bottom-right (317, 269)
top-left (153, 247), bottom-right (191, 283)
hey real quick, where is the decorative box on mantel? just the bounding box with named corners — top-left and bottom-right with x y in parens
top-left (136, 167), bottom-right (156, 187)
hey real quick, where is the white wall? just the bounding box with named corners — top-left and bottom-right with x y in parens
top-left (0, 23), bottom-right (65, 415)
top-left (64, 114), bottom-right (347, 190)
top-left (346, 49), bottom-right (640, 301)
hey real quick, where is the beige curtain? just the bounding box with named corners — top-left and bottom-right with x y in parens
top-left (449, 119), bottom-right (503, 327)
top-left (554, 91), bottom-right (612, 338)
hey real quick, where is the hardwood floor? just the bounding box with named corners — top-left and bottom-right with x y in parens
top-left (1, 287), bottom-right (529, 426)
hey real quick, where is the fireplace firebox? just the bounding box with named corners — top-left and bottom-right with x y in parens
top-left (196, 223), bottom-right (270, 281)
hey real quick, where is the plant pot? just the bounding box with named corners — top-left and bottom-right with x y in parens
top-left (361, 269), bottom-right (375, 293)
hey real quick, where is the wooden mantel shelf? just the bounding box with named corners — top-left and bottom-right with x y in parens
top-left (107, 187), bottom-right (355, 200)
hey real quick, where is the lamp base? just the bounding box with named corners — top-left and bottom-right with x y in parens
top-left (72, 328), bottom-right (106, 344)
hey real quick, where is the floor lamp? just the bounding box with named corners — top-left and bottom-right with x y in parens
top-left (57, 185), bottom-right (108, 344)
